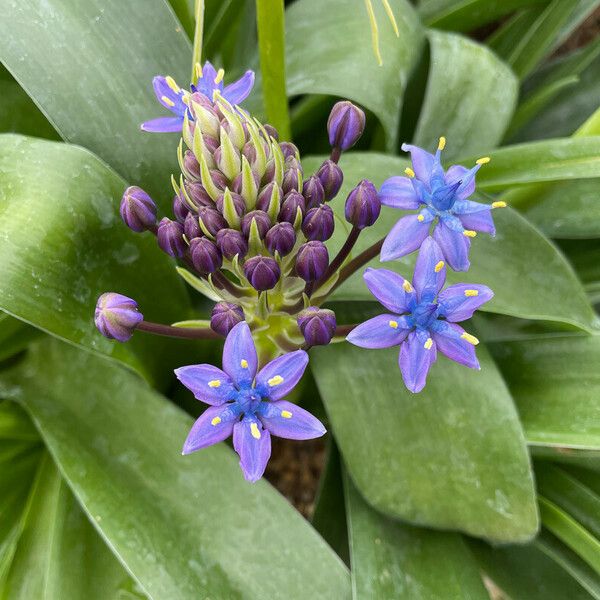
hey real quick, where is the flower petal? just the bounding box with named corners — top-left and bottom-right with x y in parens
top-left (458, 209), bottom-right (496, 235)
top-left (255, 350), bottom-right (309, 401)
top-left (346, 314), bottom-right (411, 349)
top-left (152, 76), bottom-right (185, 113)
top-left (363, 267), bottom-right (415, 313)
top-left (182, 404), bottom-right (239, 454)
top-left (431, 321), bottom-right (479, 369)
top-left (399, 330), bottom-right (437, 393)
top-left (223, 70), bottom-right (255, 105)
top-left (379, 176), bottom-right (421, 209)
top-left (380, 215), bottom-right (431, 262)
top-left (432, 221), bottom-right (470, 272)
top-left (233, 416), bottom-right (271, 482)
top-left (140, 116), bottom-right (184, 133)
top-left (401, 143), bottom-right (436, 183)
top-left (258, 400), bottom-right (326, 440)
top-left (438, 284), bottom-right (494, 322)
top-left (222, 321), bottom-right (257, 386)
top-left (445, 165), bottom-right (475, 198)
top-left (412, 236), bottom-right (446, 302)
top-left (174, 364), bottom-right (235, 405)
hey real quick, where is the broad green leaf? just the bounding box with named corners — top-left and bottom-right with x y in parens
top-left (0, 313), bottom-right (41, 364)
top-left (302, 152), bottom-right (596, 330)
top-left (311, 342), bottom-right (539, 542)
top-left (533, 448), bottom-right (600, 476)
top-left (490, 335), bottom-right (600, 449)
top-left (0, 0), bottom-right (191, 206)
top-left (559, 239), bottom-right (600, 305)
top-left (345, 476), bottom-right (488, 599)
top-left (0, 134), bottom-right (192, 384)
top-left (0, 402), bottom-right (38, 442)
top-left (0, 338), bottom-right (350, 600)
top-left (411, 30), bottom-right (518, 159)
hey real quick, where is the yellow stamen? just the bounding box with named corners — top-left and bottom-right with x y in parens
top-left (161, 95), bottom-right (175, 107)
top-left (417, 214), bottom-right (425, 222)
top-left (424, 337), bottom-right (433, 350)
top-left (402, 280), bottom-right (413, 293)
top-left (463, 230), bottom-right (477, 238)
top-left (214, 68), bottom-right (225, 84)
top-left (389, 320), bottom-right (398, 329)
top-left (492, 201), bottom-right (507, 209)
top-left (434, 260), bottom-right (445, 273)
top-left (211, 416), bottom-right (221, 426)
top-left (461, 332), bottom-right (479, 345)
top-left (181, 94), bottom-right (190, 105)
top-left (476, 157), bottom-right (490, 165)
top-left (404, 167), bottom-right (415, 178)
top-left (195, 62), bottom-right (203, 79)
top-left (240, 359), bottom-right (248, 368)
top-left (382, 0), bottom-right (400, 37)
top-left (464, 289), bottom-right (479, 297)
top-left (281, 410), bottom-right (293, 419)
top-left (250, 422), bottom-right (261, 439)
top-left (208, 380), bottom-right (221, 388)
top-left (268, 375), bottom-right (284, 387)
top-left (438, 136), bottom-right (446, 151)
top-left (165, 76), bottom-right (180, 93)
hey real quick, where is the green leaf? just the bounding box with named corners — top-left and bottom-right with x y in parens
top-left (0, 134), bottom-right (192, 384)
top-left (411, 30), bottom-right (518, 159)
top-left (1, 338), bottom-right (350, 600)
top-left (559, 239), bottom-right (600, 306)
top-left (0, 313), bottom-right (41, 364)
top-left (0, 402), bottom-right (38, 442)
top-left (302, 152), bottom-right (596, 330)
top-left (490, 335), bottom-right (600, 449)
top-left (311, 342), bottom-right (539, 542)
top-left (0, 0), bottom-right (191, 206)
top-left (345, 475), bottom-right (488, 599)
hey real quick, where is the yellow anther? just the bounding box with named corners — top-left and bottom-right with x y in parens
top-left (492, 201), bottom-right (507, 209)
top-left (195, 62), bottom-right (203, 79)
top-left (211, 416), bottom-right (221, 426)
top-left (463, 230), bottom-right (477, 238)
top-left (404, 167), bottom-right (415, 178)
top-left (402, 280), bottom-right (413, 293)
top-left (181, 94), bottom-right (190, 105)
top-left (476, 156), bottom-right (490, 165)
top-left (424, 337), bottom-right (433, 350)
top-left (165, 76), bottom-right (180, 93)
top-left (461, 332), bottom-right (479, 346)
top-left (438, 136), bottom-right (446, 151)
top-left (389, 320), bottom-right (398, 329)
top-left (161, 95), bottom-right (175, 107)
top-left (417, 214), bottom-right (425, 222)
top-left (240, 359), bottom-right (248, 368)
top-left (250, 422), bottom-right (261, 439)
top-left (281, 410), bottom-right (293, 419)
top-left (434, 260), bottom-right (445, 273)
top-left (208, 379), bottom-right (221, 388)
top-left (268, 375), bottom-right (284, 387)
top-left (464, 289), bottom-right (479, 297)
top-left (214, 68), bottom-right (225, 84)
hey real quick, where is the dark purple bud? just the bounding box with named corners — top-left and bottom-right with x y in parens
top-left (256, 182), bottom-right (282, 212)
top-left (95, 292), bottom-right (143, 342)
top-left (189, 237), bottom-right (222, 274)
top-left (345, 179), bottom-right (381, 229)
top-left (302, 204), bottom-right (335, 241)
top-left (242, 139), bottom-right (269, 167)
top-left (186, 181), bottom-right (213, 208)
top-left (282, 165), bottom-right (301, 195)
top-left (280, 142), bottom-right (299, 160)
top-left (203, 135), bottom-right (220, 154)
top-left (262, 160), bottom-right (276, 185)
top-left (157, 218), bottom-right (186, 257)
top-left (243, 256), bottom-right (280, 291)
top-left (241, 210), bottom-right (271, 238)
top-left (279, 191), bottom-right (306, 224)
top-left (183, 150), bottom-right (201, 180)
top-left (216, 228), bottom-right (248, 260)
top-left (209, 169), bottom-right (228, 191)
top-left (316, 159), bottom-right (344, 201)
top-left (296, 241), bottom-right (329, 282)
top-left (210, 302), bottom-right (245, 337)
top-left (198, 207), bottom-right (228, 236)
top-left (302, 176), bottom-right (325, 209)
top-left (173, 193), bottom-right (190, 223)
top-left (327, 101), bottom-right (366, 151)
top-left (120, 186), bottom-right (157, 232)
top-left (265, 222), bottom-right (296, 256)
top-left (263, 124), bottom-right (279, 141)
top-left (297, 306), bottom-right (337, 347)
top-left (216, 191), bottom-right (246, 218)
top-left (183, 212), bottom-right (201, 240)
top-left (232, 170), bottom-right (261, 195)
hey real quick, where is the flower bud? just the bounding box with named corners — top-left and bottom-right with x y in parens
top-left (94, 292), bottom-right (143, 342)
top-left (189, 237), bottom-right (222, 274)
top-left (184, 212), bottom-right (201, 240)
top-left (216, 228), bottom-right (248, 260)
top-left (302, 204), bottom-right (335, 241)
top-left (327, 101), bottom-right (365, 151)
top-left (282, 165), bottom-right (301, 195)
top-left (302, 175), bottom-right (325, 209)
top-left (316, 160), bottom-right (344, 201)
top-left (243, 256), bottom-right (280, 291)
top-left (297, 307), bottom-right (337, 347)
top-left (157, 218), bottom-right (186, 257)
top-left (173, 193), bottom-right (190, 223)
top-left (256, 182), bottom-right (282, 213)
top-left (278, 191), bottom-right (306, 224)
top-left (209, 169), bottom-right (228, 192)
top-left (241, 210), bottom-right (271, 238)
top-left (231, 170), bottom-right (261, 195)
top-left (183, 150), bottom-right (201, 180)
top-left (186, 181), bottom-right (213, 208)
top-left (210, 302), bottom-right (245, 337)
top-left (203, 135), bottom-right (220, 155)
top-left (262, 160), bottom-right (276, 185)
top-left (198, 207), bottom-right (228, 236)
top-left (265, 222), bottom-right (296, 256)
top-left (263, 124), bottom-right (279, 141)
top-left (120, 186), bottom-right (157, 232)
top-left (279, 142), bottom-right (299, 160)
top-left (296, 241), bottom-right (329, 282)
top-left (216, 191), bottom-right (246, 218)
top-left (345, 179), bottom-right (381, 229)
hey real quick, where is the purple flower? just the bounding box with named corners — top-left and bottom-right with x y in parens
top-left (347, 237), bottom-right (493, 393)
top-left (176, 322), bottom-right (326, 482)
top-left (94, 293), bottom-right (143, 342)
top-left (380, 138), bottom-right (498, 271)
top-left (141, 62), bottom-right (255, 133)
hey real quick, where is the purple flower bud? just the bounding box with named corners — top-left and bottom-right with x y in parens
top-left (157, 218), bottom-right (186, 257)
top-left (279, 142), bottom-right (299, 160)
top-left (120, 186), bottom-right (157, 232)
top-left (189, 237), bottom-right (222, 274)
top-left (186, 181), bottom-right (213, 208)
top-left (243, 256), bottom-right (280, 291)
top-left (296, 241), bottom-right (329, 282)
top-left (345, 179), bottom-right (381, 229)
top-left (198, 207), bottom-right (228, 236)
top-left (302, 176), bottom-right (325, 209)
top-left (316, 160), bottom-right (344, 201)
top-left (183, 212), bottom-right (201, 240)
top-left (216, 191), bottom-right (246, 218)
top-left (297, 306), bottom-right (337, 347)
top-left (279, 191), bottom-right (306, 224)
top-left (232, 170), bottom-right (261, 195)
top-left (203, 135), bottom-right (220, 155)
top-left (241, 210), bottom-right (271, 238)
top-left (263, 124), bottom-right (279, 141)
top-left (327, 101), bottom-right (365, 151)
top-left (209, 169), bottom-right (228, 192)
top-left (173, 193), bottom-right (190, 223)
top-left (256, 182), bottom-right (282, 213)
top-left (183, 150), bottom-right (201, 180)
top-left (216, 228), bottom-right (248, 260)
top-left (210, 302), bottom-right (245, 337)
top-left (265, 222), bottom-right (296, 256)
top-left (282, 164), bottom-right (301, 195)
top-left (262, 160), bottom-right (276, 185)
top-left (302, 204), bottom-right (335, 241)
top-left (242, 139), bottom-right (269, 167)
top-left (94, 292), bottom-right (143, 342)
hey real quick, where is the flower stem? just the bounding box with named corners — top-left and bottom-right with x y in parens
top-left (330, 146), bottom-right (342, 164)
top-left (334, 323), bottom-right (357, 337)
top-left (212, 271), bottom-right (243, 297)
top-left (138, 321), bottom-right (220, 339)
top-left (313, 226), bottom-right (360, 293)
top-left (190, 0), bottom-right (205, 84)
